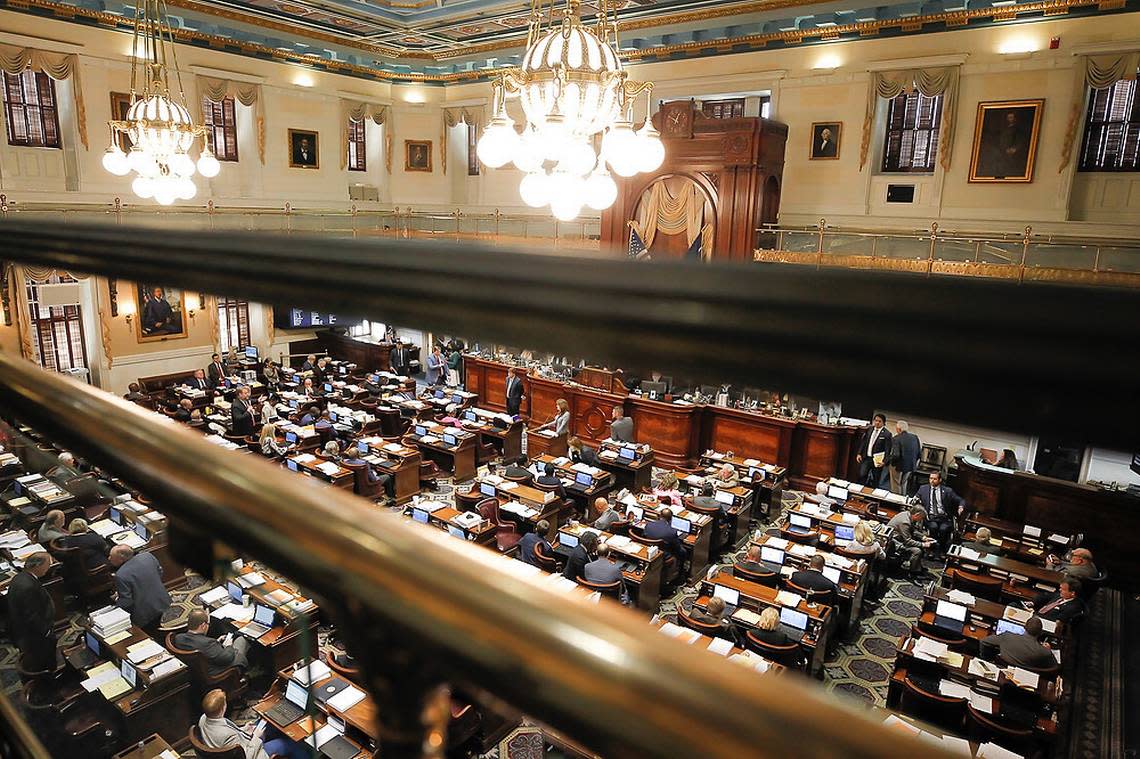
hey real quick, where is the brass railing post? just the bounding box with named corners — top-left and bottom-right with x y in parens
top-left (816, 218), bottom-right (826, 269)
top-left (927, 222), bottom-right (939, 276)
top-left (454, 208), bottom-right (461, 243)
top-left (1019, 224), bottom-right (1032, 283)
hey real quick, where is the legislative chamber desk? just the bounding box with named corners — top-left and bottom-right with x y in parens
top-left (463, 356), bottom-right (861, 484)
top-left (554, 523), bottom-right (664, 611)
top-left (953, 455), bottom-right (1135, 588)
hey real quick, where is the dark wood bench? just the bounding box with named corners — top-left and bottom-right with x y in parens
top-left (138, 370), bottom-right (197, 396)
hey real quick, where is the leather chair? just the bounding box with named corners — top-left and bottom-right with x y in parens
top-left (17, 651), bottom-right (66, 686)
top-left (911, 624), bottom-right (969, 653)
top-left (733, 563), bottom-right (778, 587)
top-left (948, 567), bottom-right (1004, 602)
top-left (677, 606), bottom-right (734, 642)
top-left (190, 726), bottom-right (247, 759)
top-left (343, 461), bottom-right (383, 499)
top-left (477, 498), bottom-right (523, 554)
top-left (964, 704), bottom-right (1038, 758)
top-left (575, 575), bottom-right (622, 600)
top-left (1081, 570), bottom-right (1108, 602)
top-left (24, 679), bottom-right (118, 759)
top-left (779, 528), bottom-right (820, 547)
top-left (743, 631), bottom-right (805, 670)
top-left (324, 649), bottom-right (362, 685)
top-left (48, 539), bottom-right (112, 607)
top-left (222, 432), bottom-right (248, 447)
top-left (533, 541), bottom-right (563, 573)
top-left (900, 675), bottom-right (967, 733)
top-left (165, 632), bottom-right (248, 701)
top-left (784, 578), bottom-right (835, 609)
top-left (686, 501), bottom-right (732, 552)
top-left (628, 526), bottom-right (681, 588)
top-left (419, 460), bottom-right (442, 491)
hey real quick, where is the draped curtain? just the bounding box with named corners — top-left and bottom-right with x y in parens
top-left (634, 180), bottom-right (706, 250)
top-left (859, 66), bottom-right (960, 172)
top-left (441, 106), bottom-right (482, 175)
top-left (0, 45), bottom-right (88, 149)
top-left (1058, 51), bottom-right (1140, 171)
top-left (340, 100), bottom-right (392, 171)
top-left (198, 77), bottom-right (265, 164)
top-left (4, 263), bottom-right (91, 361)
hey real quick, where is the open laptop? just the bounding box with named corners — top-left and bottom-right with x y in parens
top-left (227, 580), bottom-right (243, 604)
top-left (561, 532), bottom-right (580, 549)
top-left (575, 472), bottom-right (593, 488)
top-left (411, 508), bottom-right (429, 524)
top-left (822, 566), bottom-right (842, 585)
top-left (670, 516), bottom-right (692, 535)
top-left (265, 679), bottom-right (308, 726)
top-left (834, 524), bottom-right (855, 544)
top-left (933, 600), bottom-right (968, 635)
top-left (712, 584), bottom-right (740, 614)
top-left (826, 485), bottom-right (849, 501)
top-left (777, 606), bottom-right (810, 640)
top-left (759, 546), bottom-right (785, 574)
top-left (714, 490), bottom-right (735, 507)
top-left (72, 631), bottom-right (100, 668)
top-left (625, 505), bottom-right (644, 522)
top-left (788, 513), bottom-right (813, 534)
top-left (619, 447), bottom-right (636, 461)
top-left (239, 603), bottom-right (276, 638)
top-left (995, 619), bottom-right (1025, 636)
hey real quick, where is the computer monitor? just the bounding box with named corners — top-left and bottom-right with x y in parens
top-left (223, 378), bottom-right (232, 389)
top-left (479, 482), bottom-right (496, 497)
top-left (575, 472), bottom-right (593, 487)
top-left (620, 447), bottom-right (636, 460)
top-left (412, 509), bottom-right (429, 524)
top-left (368, 374), bottom-right (379, 384)
top-left (287, 460), bottom-right (299, 472)
top-left (834, 525), bottom-right (855, 542)
top-left (447, 525), bottom-right (466, 540)
top-left (823, 566), bottom-right (842, 584)
top-left (329, 412), bottom-right (338, 422)
top-left (134, 522), bottom-right (148, 540)
top-left (995, 619), bottom-right (1025, 636)
top-left (289, 400), bottom-right (299, 410)
top-left (713, 585), bottom-right (740, 607)
top-left (434, 389), bottom-right (445, 399)
top-left (670, 516), bottom-right (692, 534)
top-left (625, 505), bottom-right (643, 522)
top-left (789, 513), bottom-right (812, 531)
top-left (285, 679), bottom-right (309, 709)
top-left (227, 581), bottom-right (242, 604)
top-left (285, 431), bottom-right (298, 443)
top-left (443, 434), bottom-right (458, 446)
top-left (560, 532), bottom-right (579, 548)
top-left (109, 507), bottom-right (122, 525)
top-left (292, 374), bottom-right (302, 384)
top-left (414, 425), bottom-right (427, 437)
top-left (121, 660), bottom-right (137, 688)
top-left (826, 485), bottom-right (849, 501)
top-left (935, 600), bottom-right (968, 622)
top-left (253, 604), bottom-right (275, 628)
top-left (715, 489), bottom-right (735, 506)
top-left (642, 381), bottom-right (667, 398)
top-left (452, 395), bottom-right (464, 404)
top-left (779, 607), bottom-right (809, 630)
top-left (85, 631), bottom-right (99, 655)
top-left (244, 346), bottom-right (259, 360)
top-left (760, 546), bottom-right (785, 566)
top-left (463, 410), bottom-right (477, 422)
top-left (323, 383), bottom-right (333, 393)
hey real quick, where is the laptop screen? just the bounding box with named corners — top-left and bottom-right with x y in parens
top-left (287, 460), bottom-right (299, 472)
top-left (790, 513), bottom-right (812, 530)
top-left (121, 660), bottom-right (137, 687)
top-left (625, 505), bottom-right (643, 522)
top-left (620, 447), bottom-right (636, 460)
top-left (323, 384), bottom-right (333, 393)
top-left (575, 472), bottom-right (593, 487)
top-left (447, 525), bottom-right (466, 540)
top-left (134, 522), bottom-right (148, 540)
top-left (760, 546), bottom-right (784, 565)
top-left (463, 410), bottom-right (477, 422)
top-left (834, 525), bottom-right (855, 541)
top-left (936, 600), bottom-right (968, 622)
top-left (414, 425), bottom-right (427, 437)
top-left (713, 585), bottom-right (740, 606)
top-left (995, 619), bottom-right (1025, 636)
top-left (285, 432), bottom-right (298, 443)
top-left (86, 631), bottom-right (99, 655)
top-left (443, 434), bottom-right (457, 446)
top-left (780, 607), bottom-right (809, 630)
top-left (253, 604), bottom-right (275, 627)
top-left (561, 532), bottom-right (579, 549)
top-left (412, 509), bottom-right (429, 524)
top-left (329, 412), bottom-right (337, 422)
top-left (285, 679), bottom-right (308, 709)
top-left (227, 581), bottom-right (242, 603)
top-left (827, 485), bottom-right (849, 501)
top-left (434, 389), bottom-right (445, 399)
top-left (110, 507), bottom-right (122, 525)
top-left (670, 516), bottom-right (692, 534)
top-left (289, 400), bottom-right (299, 410)
top-left (479, 482), bottom-right (496, 497)
top-left (823, 566), bottom-right (842, 584)
top-left (452, 395), bottom-right (464, 404)
top-left (715, 490), bottom-right (735, 506)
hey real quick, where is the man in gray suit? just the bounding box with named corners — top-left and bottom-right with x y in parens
top-left (110, 546), bottom-right (171, 637)
top-left (584, 544), bottom-right (623, 584)
top-left (610, 406), bottom-right (634, 443)
top-left (689, 483), bottom-right (724, 513)
top-left (887, 506), bottom-right (934, 580)
top-left (198, 689), bottom-right (306, 759)
top-left (175, 609), bottom-right (249, 676)
top-left (980, 617), bottom-right (1054, 668)
top-left (888, 420), bottom-right (921, 494)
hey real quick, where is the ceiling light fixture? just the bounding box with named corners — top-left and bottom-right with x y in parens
top-left (476, 0), bottom-right (663, 221)
top-left (102, 0), bottom-right (219, 205)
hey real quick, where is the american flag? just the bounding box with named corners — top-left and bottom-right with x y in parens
top-left (628, 226), bottom-right (650, 260)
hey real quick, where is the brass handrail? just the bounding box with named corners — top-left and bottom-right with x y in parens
top-left (0, 352), bottom-right (954, 759)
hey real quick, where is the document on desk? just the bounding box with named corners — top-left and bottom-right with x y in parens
top-left (103, 630), bottom-right (132, 645)
top-left (976, 742), bottom-right (1021, 758)
top-left (1040, 618), bottom-right (1057, 635)
top-left (81, 662), bottom-right (120, 692)
top-left (149, 658), bottom-right (185, 680)
top-left (789, 544), bottom-right (815, 557)
top-left (126, 639), bottom-right (166, 663)
top-left (237, 571), bottom-right (266, 587)
top-left (1003, 605), bottom-right (1032, 623)
top-left (264, 588), bottom-right (294, 606)
top-left (945, 590), bottom-right (976, 605)
top-left (326, 685), bottom-right (367, 713)
top-left (211, 602), bottom-right (256, 622)
top-left (731, 608), bottom-right (762, 626)
top-left (969, 690), bottom-right (995, 715)
top-left (968, 658), bottom-right (1001, 682)
top-left (766, 537), bottom-right (789, 551)
top-left (729, 651), bottom-right (770, 674)
top-left (706, 637), bottom-right (734, 656)
top-left (871, 488), bottom-right (890, 498)
top-left (316, 462), bottom-right (342, 475)
top-left (957, 547), bottom-right (982, 561)
top-left (775, 590), bottom-right (803, 608)
top-left (939, 679), bottom-right (972, 699)
top-left (911, 637), bottom-right (949, 662)
top-left (294, 454), bottom-right (317, 464)
top-left (90, 519), bottom-right (120, 537)
top-left (98, 676), bottom-right (132, 700)
top-left (841, 513), bottom-right (860, 525)
top-left (499, 481), bottom-right (518, 491)
top-left (1004, 666), bottom-right (1040, 689)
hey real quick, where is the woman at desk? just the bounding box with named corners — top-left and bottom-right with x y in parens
top-left (995, 448), bottom-right (1019, 470)
top-left (259, 423), bottom-right (293, 458)
top-left (262, 359), bottom-right (280, 390)
top-left (653, 472), bottom-right (684, 508)
top-left (535, 399), bottom-right (570, 436)
top-left (751, 607), bottom-right (790, 645)
top-left (843, 520), bottom-right (884, 559)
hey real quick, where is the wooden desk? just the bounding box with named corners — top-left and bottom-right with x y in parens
top-left (526, 428), bottom-right (568, 459)
top-left (531, 453), bottom-right (614, 517)
top-left (255, 677), bottom-right (372, 757)
top-left (627, 396), bottom-right (701, 468)
top-left (554, 523), bottom-right (664, 611)
top-left (458, 480), bottom-right (564, 540)
top-left (749, 532), bottom-right (869, 629)
top-left (455, 410), bottom-right (523, 464)
top-left (634, 497), bottom-right (714, 580)
top-left (650, 620), bottom-right (785, 675)
top-left (672, 471), bottom-right (754, 550)
top-left (285, 455), bottom-right (354, 489)
top-left (358, 438), bottom-right (421, 504)
top-left (699, 451), bottom-right (787, 517)
top-left (945, 547), bottom-right (1065, 602)
top-left (111, 733), bottom-right (177, 759)
top-left (407, 504), bottom-right (497, 547)
top-left (597, 441), bottom-right (655, 492)
top-left (406, 423), bottom-right (477, 482)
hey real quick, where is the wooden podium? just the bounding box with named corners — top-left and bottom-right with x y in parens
top-left (600, 99), bottom-right (787, 262)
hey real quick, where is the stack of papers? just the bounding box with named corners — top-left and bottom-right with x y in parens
top-left (113, 531), bottom-right (147, 550)
top-left (1003, 606), bottom-right (1032, 623)
top-left (775, 590), bottom-right (803, 607)
top-left (911, 636), bottom-right (949, 662)
top-left (264, 588), bottom-right (293, 606)
top-left (291, 659), bottom-right (332, 685)
top-left (731, 608), bottom-right (762, 626)
top-left (946, 590), bottom-right (976, 605)
top-left (90, 607), bottom-right (132, 638)
top-left (283, 598), bottom-right (317, 615)
top-left (957, 547), bottom-right (982, 561)
top-left (706, 637), bottom-right (734, 656)
top-left (316, 462), bottom-right (342, 476)
top-left (90, 519), bottom-right (121, 537)
top-left (766, 537), bottom-right (789, 550)
top-left (126, 638), bottom-right (166, 664)
top-left (210, 603), bottom-right (256, 622)
top-left (939, 679), bottom-right (971, 699)
top-left (11, 543), bottom-right (46, 562)
top-left (1004, 666), bottom-right (1040, 689)
top-left (968, 657), bottom-right (1001, 681)
top-left (969, 690), bottom-right (995, 714)
top-left (728, 650), bottom-right (770, 673)
top-left (237, 572), bottom-right (266, 587)
top-left (198, 586), bottom-right (230, 605)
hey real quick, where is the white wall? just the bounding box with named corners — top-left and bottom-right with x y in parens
top-left (881, 410), bottom-right (1034, 472)
top-left (1083, 448), bottom-right (1140, 488)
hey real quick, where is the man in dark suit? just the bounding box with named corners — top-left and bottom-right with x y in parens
top-left (230, 386), bottom-right (255, 437)
top-left (141, 287), bottom-right (177, 335)
top-left (292, 136), bottom-right (316, 166)
top-left (888, 420), bottom-right (921, 494)
top-left (504, 455), bottom-right (532, 481)
top-left (343, 444), bottom-right (392, 498)
top-left (187, 369), bottom-right (210, 392)
top-left (390, 344), bottom-right (409, 376)
top-left (206, 353), bottom-right (227, 389)
top-left (856, 413), bottom-right (891, 487)
top-left (980, 616), bottom-right (1054, 668)
top-left (583, 544), bottom-right (624, 598)
top-left (813, 126), bottom-right (838, 158)
top-left (887, 506), bottom-right (934, 579)
top-left (7, 552), bottom-right (56, 671)
top-left (790, 555), bottom-right (839, 604)
top-left (734, 545), bottom-right (769, 576)
top-left (174, 398), bottom-right (194, 422)
top-left (1031, 577), bottom-right (1085, 623)
top-left (610, 406), bottom-right (634, 443)
top-left (568, 437), bottom-right (599, 466)
top-left (124, 383), bottom-right (147, 402)
top-left (563, 530), bottom-right (598, 580)
top-left (644, 508), bottom-right (685, 562)
top-left (517, 520), bottom-right (551, 566)
top-left (174, 609), bottom-right (249, 676)
top-left (110, 546), bottom-right (171, 637)
top-left (301, 354), bottom-right (317, 373)
top-left (63, 519), bottom-right (111, 571)
top-left (916, 471), bottom-right (963, 552)
top-left (505, 367), bottom-right (524, 417)
top-left (535, 463), bottom-right (565, 498)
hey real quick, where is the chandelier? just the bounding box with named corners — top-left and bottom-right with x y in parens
top-left (101, 0), bottom-right (220, 204)
top-left (476, 0), bottom-right (664, 221)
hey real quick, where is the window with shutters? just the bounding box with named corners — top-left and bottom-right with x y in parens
top-left (25, 273), bottom-right (87, 375)
top-left (701, 98), bottom-right (745, 119)
top-left (203, 96), bottom-right (239, 161)
top-left (347, 118), bottom-right (366, 171)
top-left (467, 122), bottom-right (479, 175)
top-left (1079, 77), bottom-right (1140, 172)
top-left (881, 91), bottom-right (943, 173)
top-left (3, 70), bottom-right (61, 148)
top-left (218, 298), bottom-right (250, 354)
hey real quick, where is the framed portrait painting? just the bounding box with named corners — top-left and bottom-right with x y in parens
top-left (405, 139), bottom-right (432, 172)
top-left (288, 129), bottom-right (319, 169)
top-left (809, 121), bottom-right (841, 160)
top-left (136, 285), bottom-right (187, 342)
top-left (969, 100), bottom-right (1044, 183)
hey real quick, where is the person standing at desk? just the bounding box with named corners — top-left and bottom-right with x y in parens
top-left (536, 399), bottom-right (570, 436)
top-left (447, 341), bottom-right (463, 385)
top-left (856, 413), bottom-right (891, 487)
top-left (426, 345), bottom-right (445, 386)
top-left (610, 406), bottom-right (634, 443)
top-left (645, 508), bottom-right (685, 563)
top-left (109, 545), bottom-right (171, 638)
top-left (915, 471), bottom-right (963, 552)
top-left (7, 552), bottom-right (56, 671)
top-left (262, 360), bottom-right (280, 391)
top-left (207, 353), bottom-right (227, 389)
top-left (391, 343), bottom-right (410, 377)
top-left (505, 368), bottom-right (525, 417)
top-left (568, 437), bottom-right (599, 466)
top-left (888, 419), bottom-right (921, 494)
top-left (231, 386), bottom-right (256, 437)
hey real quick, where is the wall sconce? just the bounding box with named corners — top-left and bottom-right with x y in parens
top-left (187, 293), bottom-right (203, 321)
top-left (120, 298), bottom-right (136, 328)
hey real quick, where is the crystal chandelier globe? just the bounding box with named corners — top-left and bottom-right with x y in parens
top-left (476, 0), bottom-right (664, 221)
top-left (102, 0), bottom-right (220, 205)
